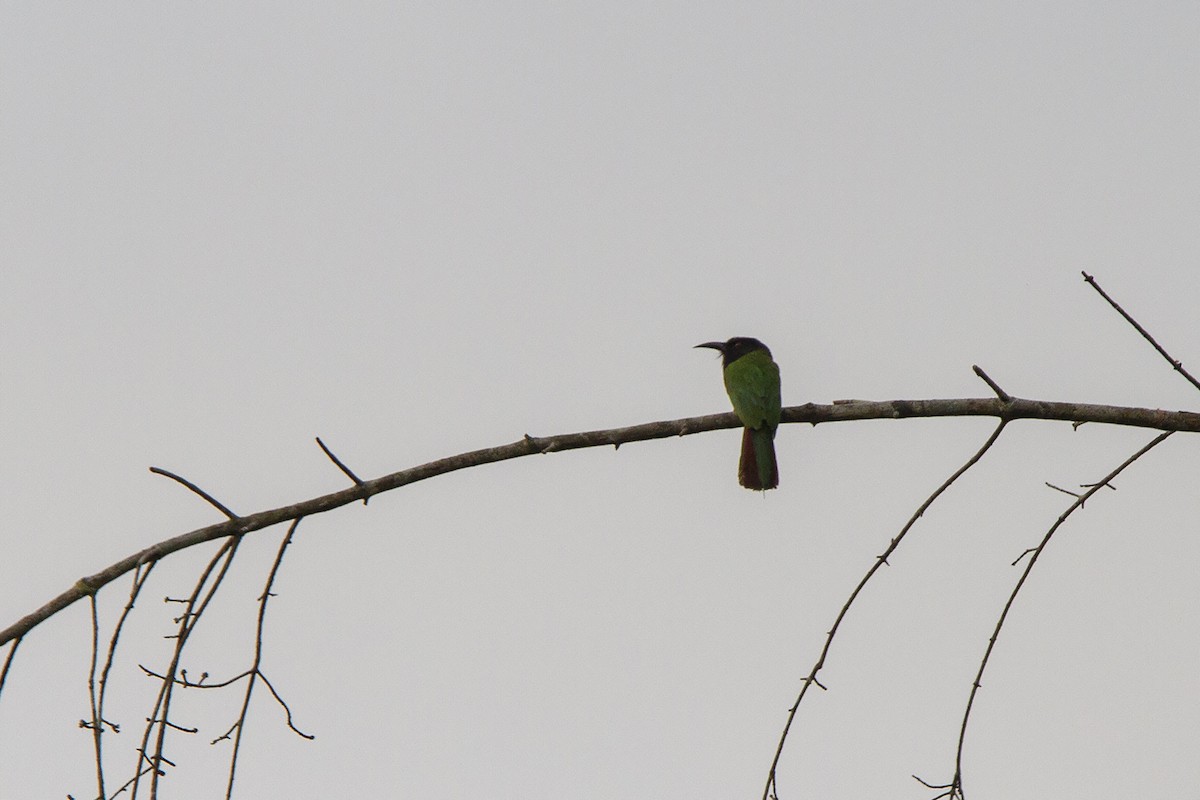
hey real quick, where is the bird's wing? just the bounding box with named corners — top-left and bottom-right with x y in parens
top-left (724, 355), bottom-right (781, 429)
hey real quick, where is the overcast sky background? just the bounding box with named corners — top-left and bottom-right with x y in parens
top-left (2, 3), bottom-right (1198, 798)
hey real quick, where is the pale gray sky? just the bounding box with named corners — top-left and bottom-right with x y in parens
top-left (2, 3), bottom-right (1198, 798)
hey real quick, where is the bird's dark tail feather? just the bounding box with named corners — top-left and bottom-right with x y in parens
top-left (739, 427), bottom-right (779, 491)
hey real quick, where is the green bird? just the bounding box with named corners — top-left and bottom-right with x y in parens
top-left (695, 337), bottom-right (782, 491)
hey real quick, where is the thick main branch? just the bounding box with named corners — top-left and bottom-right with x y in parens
top-left (2, 396), bottom-right (1197, 648)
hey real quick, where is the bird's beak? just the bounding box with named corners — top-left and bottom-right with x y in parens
top-left (694, 341), bottom-right (725, 352)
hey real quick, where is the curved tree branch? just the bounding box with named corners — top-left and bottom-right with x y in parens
top-left (3, 395), bottom-right (1199, 650)
top-left (949, 429), bottom-right (1175, 798)
top-left (763, 419), bottom-right (1011, 800)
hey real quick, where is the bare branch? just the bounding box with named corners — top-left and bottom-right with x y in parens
top-left (314, 438), bottom-right (367, 505)
top-left (82, 562), bottom-right (156, 797)
top-left (971, 366), bottom-right (1011, 402)
top-left (5, 398), bottom-right (1200, 650)
top-left (762, 420), bottom-right (1010, 800)
top-left (255, 671), bottom-right (314, 741)
top-left (86, 595), bottom-right (105, 798)
top-left (223, 518), bottom-right (309, 799)
top-left (105, 762), bottom-right (159, 799)
top-left (0, 636), bottom-right (22, 702)
top-left (949, 430), bottom-right (1174, 797)
top-left (1010, 547), bottom-right (1036, 567)
top-left (148, 467), bottom-right (239, 520)
top-left (133, 537), bottom-right (242, 798)
top-left (1044, 482), bottom-right (1082, 499)
top-left (1082, 271), bottom-right (1200, 392)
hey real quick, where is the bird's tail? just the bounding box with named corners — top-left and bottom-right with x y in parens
top-left (739, 427), bottom-right (779, 491)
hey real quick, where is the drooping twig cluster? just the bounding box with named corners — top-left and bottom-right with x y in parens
top-left (0, 272), bottom-right (1195, 799)
top-left (68, 515), bottom-right (314, 798)
top-left (65, 454), bottom-right (341, 797)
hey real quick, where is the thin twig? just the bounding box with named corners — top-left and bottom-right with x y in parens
top-left (86, 594), bottom-right (105, 799)
top-left (1010, 547), bottom-right (1036, 567)
top-left (762, 420), bottom-right (1010, 800)
top-left (141, 665), bottom-right (249, 689)
top-left (98, 563), bottom-right (156, 731)
top-left (949, 430), bottom-right (1173, 798)
top-left (1082, 271), bottom-right (1200, 392)
top-left (148, 467), bottom-right (240, 520)
top-left (971, 366), bottom-right (1011, 402)
top-left (315, 438), bottom-right (367, 506)
top-left (256, 671), bottom-right (314, 740)
top-left (105, 762), bottom-right (159, 799)
top-left (131, 537), bottom-right (241, 800)
top-left (84, 563), bottom-right (155, 798)
top-left (224, 518), bottom-right (310, 800)
top-left (0, 635), bottom-right (21, 701)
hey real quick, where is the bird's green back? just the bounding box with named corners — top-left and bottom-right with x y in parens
top-left (722, 349), bottom-right (782, 431)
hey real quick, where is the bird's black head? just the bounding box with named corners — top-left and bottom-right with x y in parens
top-left (694, 337), bottom-right (772, 367)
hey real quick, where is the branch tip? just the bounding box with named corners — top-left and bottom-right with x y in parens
top-left (1083, 272), bottom-right (1200, 393)
top-left (315, 437), bottom-right (368, 505)
top-left (149, 467), bottom-right (239, 520)
top-left (971, 365), bottom-right (1011, 402)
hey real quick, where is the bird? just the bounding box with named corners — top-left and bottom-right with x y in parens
top-left (695, 337), bottom-right (782, 491)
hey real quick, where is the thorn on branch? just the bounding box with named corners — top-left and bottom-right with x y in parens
top-left (971, 365), bottom-right (1011, 402)
top-left (315, 437), bottom-right (369, 505)
top-left (1044, 482), bottom-right (1082, 499)
top-left (1011, 547), bottom-right (1036, 566)
top-left (149, 467), bottom-right (239, 519)
top-left (136, 748), bottom-right (176, 769)
top-left (523, 433), bottom-right (558, 454)
top-left (212, 721), bottom-right (239, 745)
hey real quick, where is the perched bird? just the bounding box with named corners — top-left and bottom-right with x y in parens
top-left (695, 337), bottom-right (782, 491)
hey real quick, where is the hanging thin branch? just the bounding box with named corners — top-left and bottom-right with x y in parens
top-left (222, 518), bottom-right (312, 800)
top-left (943, 430), bottom-right (1174, 799)
top-left (763, 419), bottom-right (1010, 800)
